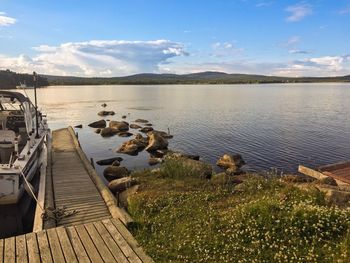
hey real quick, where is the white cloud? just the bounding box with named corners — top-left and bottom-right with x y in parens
top-left (211, 42), bottom-right (244, 58)
top-left (0, 12), bottom-right (16, 26)
top-left (281, 36), bottom-right (300, 48)
top-left (285, 3), bottom-right (313, 22)
top-left (159, 55), bottom-right (350, 77)
top-left (0, 40), bottom-right (188, 76)
top-left (288, 49), bottom-right (310, 54)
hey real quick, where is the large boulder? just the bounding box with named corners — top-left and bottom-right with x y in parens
top-left (217, 154), bottom-right (245, 169)
top-left (211, 173), bottom-right (243, 185)
top-left (109, 121), bottom-right (129, 132)
top-left (88, 119), bottom-right (106, 128)
top-left (145, 133), bottom-right (168, 152)
top-left (98, 110), bottom-right (115, 116)
top-left (134, 119), bottom-right (149, 123)
top-left (108, 177), bottom-right (137, 194)
top-left (116, 137), bottom-right (147, 155)
top-left (103, 166), bottom-right (129, 181)
top-left (100, 127), bottom-right (119, 137)
top-left (96, 157), bottom-right (123, 166)
top-left (130, 124), bottom-right (142, 129)
top-left (119, 185), bottom-right (139, 208)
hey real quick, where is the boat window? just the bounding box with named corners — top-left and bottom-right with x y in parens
top-left (0, 96), bottom-right (23, 111)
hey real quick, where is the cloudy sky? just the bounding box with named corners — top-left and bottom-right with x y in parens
top-left (0, 0), bottom-right (349, 77)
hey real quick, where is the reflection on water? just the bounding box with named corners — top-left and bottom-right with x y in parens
top-left (23, 83), bottom-right (350, 174)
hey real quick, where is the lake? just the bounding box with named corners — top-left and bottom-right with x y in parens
top-left (26, 83), bottom-right (350, 175)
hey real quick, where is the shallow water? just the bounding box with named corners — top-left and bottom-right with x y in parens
top-left (25, 83), bottom-right (350, 175)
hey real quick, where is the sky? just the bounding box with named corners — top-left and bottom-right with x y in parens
top-left (0, 0), bottom-right (349, 77)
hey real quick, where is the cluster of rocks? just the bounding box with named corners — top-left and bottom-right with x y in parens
top-left (84, 104), bottom-right (247, 206)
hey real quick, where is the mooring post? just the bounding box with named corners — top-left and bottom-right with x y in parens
top-left (90, 157), bottom-right (95, 169)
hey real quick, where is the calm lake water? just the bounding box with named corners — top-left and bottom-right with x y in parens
top-left (26, 83), bottom-right (350, 175)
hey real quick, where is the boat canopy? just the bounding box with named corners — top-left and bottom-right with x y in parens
top-left (0, 91), bottom-right (34, 134)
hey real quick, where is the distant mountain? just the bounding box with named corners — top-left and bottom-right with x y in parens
top-left (1, 70), bottom-right (349, 88)
top-left (0, 69), bottom-right (49, 89)
top-left (44, 71), bottom-right (350, 85)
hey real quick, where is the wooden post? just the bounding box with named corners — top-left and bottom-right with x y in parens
top-left (90, 157), bottom-right (95, 169)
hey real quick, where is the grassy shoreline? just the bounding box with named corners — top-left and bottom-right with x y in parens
top-left (125, 160), bottom-right (350, 263)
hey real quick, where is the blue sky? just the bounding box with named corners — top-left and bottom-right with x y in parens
top-left (0, 0), bottom-right (350, 77)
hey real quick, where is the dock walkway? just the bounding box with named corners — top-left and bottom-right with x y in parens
top-left (51, 128), bottom-right (111, 227)
top-left (0, 218), bottom-right (152, 263)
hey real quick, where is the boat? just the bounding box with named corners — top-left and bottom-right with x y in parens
top-left (0, 74), bottom-right (49, 237)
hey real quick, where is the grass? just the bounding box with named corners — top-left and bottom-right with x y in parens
top-left (128, 160), bottom-right (350, 263)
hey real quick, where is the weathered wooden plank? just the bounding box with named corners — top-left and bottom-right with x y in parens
top-left (0, 239), bottom-right (3, 263)
top-left (36, 231), bottom-right (53, 263)
top-left (112, 219), bottom-right (155, 263)
top-left (102, 220), bottom-right (142, 263)
top-left (84, 223), bottom-right (116, 262)
top-left (56, 227), bottom-right (78, 263)
top-left (46, 228), bottom-right (65, 263)
top-left (59, 216), bottom-right (112, 227)
top-left (93, 221), bottom-right (129, 263)
top-left (15, 235), bottom-right (28, 263)
top-left (74, 225), bottom-right (103, 263)
top-left (298, 165), bottom-right (329, 180)
top-left (26, 233), bottom-right (40, 263)
top-left (65, 227), bottom-right (90, 263)
top-left (4, 237), bottom-right (15, 263)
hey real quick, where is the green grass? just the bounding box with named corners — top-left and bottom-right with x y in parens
top-left (128, 160), bottom-right (350, 263)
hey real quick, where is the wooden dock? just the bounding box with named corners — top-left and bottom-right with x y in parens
top-left (51, 128), bottom-right (112, 226)
top-left (0, 127), bottom-right (154, 262)
top-left (0, 218), bottom-right (153, 263)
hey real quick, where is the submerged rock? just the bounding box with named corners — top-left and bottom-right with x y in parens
top-left (140, 127), bottom-right (154, 133)
top-left (122, 115), bottom-right (127, 119)
top-left (148, 130), bottom-right (173, 139)
top-left (111, 160), bottom-right (120, 166)
top-left (95, 128), bottom-right (101, 134)
top-left (100, 127), bottom-right (119, 137)
top-left (145, 133), bottom-right (168, 152)
top-left (144, 123), bottom-right (153, 127)
top-left (149, 157), bottom-right (162, 166)
top-left (135, 119), bottom-right (149, 123)
top-left (108, 177), bottom-right (138, 194)
top-left (103, 166), bottom-right (129, 181)
top-left (130, 124), bottom-right (142, 129)
top-left (98, 110), bottom-right (115, 116)
top-left (74, 124), bottom-right (83, 128)
top-left (118, 132), bottom-right (133, 137)
top-left (109, 121), bottom-right (129, 131)
top-left (217, 154), bottom-right (245, 169)
top-left (101, 103), bottom-right (107, 107)
top-left (96, 157), bottom-right (123, 166)
top-left (88, 119), bottom-right (106, 128)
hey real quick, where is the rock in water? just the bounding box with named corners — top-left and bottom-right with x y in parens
top-left (130, 124), bottom-right (142, 129)
top-left (98, 110), bottom-right (115, 116)
top-left (100, 127), bottom-right (119, 137)
top-left (116, 137), bottom-right (148, 155)
top-left (216, 154), bottom-right (245, 169)
top-left (96, 157), bottom-right (123, 166)
top-left (148, 130), bottom-right (173, 139)
top-left (149, 157), bottom-right (162, 166)
top-left (88, 119), bottom-right (106, 128)
top-left (140, 127), bottom-right (154, 133)
top-left (101, 103), bottom-right (107, 107)
top-left (118, 132), bottom-right (133, 137)
top-left (135, 119), bottom-right (149, 123)
top-left (145, 133), bottom-right (168, 151)
top-left (122, 115), bottom-right (127, 119)
top-left (109, 121), bottom-right (129, 131)
top-left (95, 128), bottom-right (101, 134)
top-left (103, 166), bottom-right (129, 181)
top-left (108, 177), bottom-right (137, 194)
top-left (145, 123), bottom-right (153, 127)
top-left (74, 124), bottom-right (83, 128)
